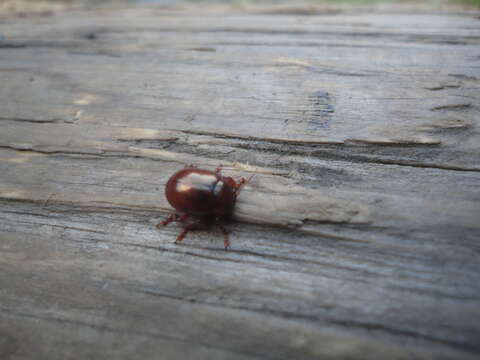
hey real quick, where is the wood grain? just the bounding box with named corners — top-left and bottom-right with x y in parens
top-left (0, 4), bottom-right (479, 360)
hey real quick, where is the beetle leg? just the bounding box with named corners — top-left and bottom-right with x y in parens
top-left (175, 222), bottom-right (200, 244)
top-left (235, 178), bottom-right (247, 190)
top-left (156, 213), bottom-right (189, 228)
top-left (214, 164), bottom-right (223, 174)
top-left (157, 213), bottom-right (179, 228)
top-left (177, 213), bottom-right (190, 223)
top-left (218, 224), bottom-right (230, 250)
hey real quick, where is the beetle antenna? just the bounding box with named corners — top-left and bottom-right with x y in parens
top-left (235, 168), bottom-right (256, 197)
top-left (246, 170), bottom-right (256, 184)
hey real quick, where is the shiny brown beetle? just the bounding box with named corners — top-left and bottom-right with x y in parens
top-left (157, 165), bottom-right (253, 249)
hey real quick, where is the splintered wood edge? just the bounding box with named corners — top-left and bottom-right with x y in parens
top-left (235, 176), bottom-right (371, 227)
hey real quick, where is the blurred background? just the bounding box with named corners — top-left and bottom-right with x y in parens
top-left (1, 0), bottom-right (479, 18)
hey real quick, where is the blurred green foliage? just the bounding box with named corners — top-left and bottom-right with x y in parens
top-left (322, 0), bottom-right (480, 5)
top-left (455, 0), bottom-right (480, 5)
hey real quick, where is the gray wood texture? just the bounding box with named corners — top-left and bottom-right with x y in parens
top-left (0, 4), bottom-right (479, 359)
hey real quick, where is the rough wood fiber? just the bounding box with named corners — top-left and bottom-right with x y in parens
top-left (0, 5), bottom-right (479, 360)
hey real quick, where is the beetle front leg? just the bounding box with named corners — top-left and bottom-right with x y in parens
top-left (235, 178), bottom-right (247, 190)
top-left (175, 222), bottom-right (200, 244)
top-left (234, 173), bottom-right (255, 197)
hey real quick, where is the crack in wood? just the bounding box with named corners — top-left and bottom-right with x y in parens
top-left (430, 103), bottom-right (472, 111)
top-left (364, 158), bottom-right (480, 172)
top-left (2, 136), bottom-right (478, 175)
top-left (3, 202), bottom-right (474, 290)
top-left (0, 116), bottom-right (68, 124)
top-left (216, 141), bottom-right (480, 173)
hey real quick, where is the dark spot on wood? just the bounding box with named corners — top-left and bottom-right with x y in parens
top-left (305, 91), bottom-right (335, 130)
top-left (0, 42), bottom-right (26, 49)
top-left (84, 32), bottom-right (97, 40)
top-left (189, 47), bottom-right (216, 52)
top-left (430, 103), bottom-right (472, 111)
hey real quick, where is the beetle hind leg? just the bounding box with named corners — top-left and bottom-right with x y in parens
top-left (175, 225), bottom-right (193, 244)
top-left (218, 224), bottom-right (230, 250)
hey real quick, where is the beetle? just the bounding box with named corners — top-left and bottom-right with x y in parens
top-left (157, 165), bottom-right (254, 249)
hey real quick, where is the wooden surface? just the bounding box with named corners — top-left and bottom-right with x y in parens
top-left (1, 4), bottom-right (480, 359)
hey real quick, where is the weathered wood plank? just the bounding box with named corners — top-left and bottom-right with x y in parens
top-left (1, 13), bottom-right (479, 150)
top-left (0, 200), bottom-right (478, 360)
top-left (0, 4), bottom-right (479, 360)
